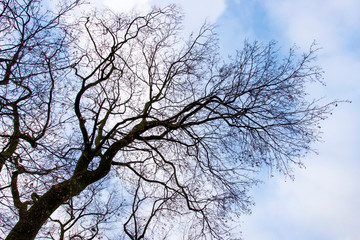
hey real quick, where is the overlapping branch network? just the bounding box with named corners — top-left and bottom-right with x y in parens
top-left (0, 2), bottom-right (335, 239)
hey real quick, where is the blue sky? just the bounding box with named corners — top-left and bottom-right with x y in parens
top-left (97, 0), bottom-right (360, 239)
top-left (219, 2), bottom-right (360, 240)
top-left (216, 1), bottom-right (360, 240)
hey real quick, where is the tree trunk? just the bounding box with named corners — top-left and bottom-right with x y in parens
top-left (6, 177), bottom-right (87, 240)
top-left (6, 127), bottom-right (133, 239)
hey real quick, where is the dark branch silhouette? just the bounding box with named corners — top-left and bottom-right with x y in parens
top-left (0, 2), bottom-right (336, 239)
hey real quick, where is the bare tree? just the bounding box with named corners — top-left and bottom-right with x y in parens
top-left (0, 3), bottom-right (336, 240)
top-left (0, 0), bottom-right (82, 236)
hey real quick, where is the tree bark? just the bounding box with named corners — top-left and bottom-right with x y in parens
top-left (6, 175), bottom-right (91, 240)
top-left (5, 136), bottom-right (125, 239)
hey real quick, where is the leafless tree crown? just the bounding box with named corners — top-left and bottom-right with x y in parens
top-left (0, 1), bottom-right (335, 239)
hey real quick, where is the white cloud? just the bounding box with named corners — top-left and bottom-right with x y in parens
top-left (242, 148), bottom-right (360, 240)
top-left (264, 0), bottom-right (360, 51)
top-left (101, 0), bottom-right (226, 33)
top-left (235, 0), bottom-right (360, 239)
top-left (102, 0), bottom-right (151, 13)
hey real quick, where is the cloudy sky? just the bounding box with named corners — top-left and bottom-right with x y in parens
top-left (98, 0), bottom-right (360, 239)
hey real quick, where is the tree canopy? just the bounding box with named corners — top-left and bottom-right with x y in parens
top-left (0, 1), bottom-right (335, 239)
